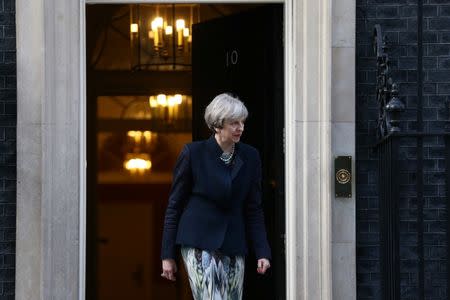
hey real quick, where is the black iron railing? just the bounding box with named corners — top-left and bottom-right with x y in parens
top-left (373, 24), bottom-right (450, 300)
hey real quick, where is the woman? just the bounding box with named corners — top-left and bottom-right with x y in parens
top-left (160, 93), bottom-right (271, 300)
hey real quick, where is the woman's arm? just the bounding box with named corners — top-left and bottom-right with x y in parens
top-left (161, 144), bottom-right (192, 260)
top-left (245, 149), bottom-right (272, 260)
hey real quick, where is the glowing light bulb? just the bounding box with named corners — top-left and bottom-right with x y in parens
top-left (151, 20), bottom-right (158, 31)
top-left (149, 96), bottom-right (158, 107)
top-left (154, 17), bottom-right (163, 28)
top-left (174, 94), bottom-right (182, 104)
top-left (130, 23), bottom-right (138, 33)
top-left (168, 96), bottom-right (177, 107)
top-left (157, 94), bottom-right (167, 106)
top-left (143, 131), bottom-right (152, 143)
top-left (176, 19), bottom-right (185, 30)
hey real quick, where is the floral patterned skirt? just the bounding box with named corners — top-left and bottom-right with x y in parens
top-left (181, 246), bottom-right (245, 300)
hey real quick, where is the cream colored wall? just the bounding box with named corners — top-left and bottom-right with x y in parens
top-left (16, 0), bottom-right (44, 298)
top-left (331, 0), bottom-right (356, 298)
top-left (17, 0), bottom-right (83, 299)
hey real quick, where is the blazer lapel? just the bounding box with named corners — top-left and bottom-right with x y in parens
top-left (231, 154), bottom-right (243, 181)
top-left (205, 133), bottom-right (244, 181)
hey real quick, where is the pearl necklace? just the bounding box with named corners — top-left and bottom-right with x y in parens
top-left (220, 144), bottom-right (235, 164)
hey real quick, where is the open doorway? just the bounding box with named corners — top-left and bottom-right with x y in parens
top-left (86, 3), bottom-right (284, 299)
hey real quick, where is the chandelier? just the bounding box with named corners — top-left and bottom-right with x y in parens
top-left (123, 153), bottom-right (152, 174)
top-left (148, 94), bottom-right (189, 123)
top-left (123, 130), bottom-right (157, 175)
top-left (130, 4), bottom-right (199, 71)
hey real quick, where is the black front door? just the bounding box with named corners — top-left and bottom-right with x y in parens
top-left (192, 5), bottom-right (285, 299)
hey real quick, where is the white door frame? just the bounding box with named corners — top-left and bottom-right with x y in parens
top-left (16, 0), bottom-right (334, 299)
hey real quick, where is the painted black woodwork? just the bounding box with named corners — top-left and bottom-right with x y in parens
top-left (192, 5), bottom-right (285, 299)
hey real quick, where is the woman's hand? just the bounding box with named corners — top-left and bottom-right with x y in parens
top-left (257, 258), bottom-right (271, 274)
top-left (161, 259), bottom-right (177, 281)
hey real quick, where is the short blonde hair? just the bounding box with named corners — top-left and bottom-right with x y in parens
top-left (204, 93), bottom-right (248, 132)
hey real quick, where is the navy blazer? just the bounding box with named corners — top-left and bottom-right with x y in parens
top-left (161, 134), bottom-right (271, 260)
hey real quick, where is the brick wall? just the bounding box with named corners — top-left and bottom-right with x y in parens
top-left (0, 0), bottom-right (15, 298)
top-left (357, 0), bottom-right (450, 299)
top-left (421, 1), bottom-right (450, 298)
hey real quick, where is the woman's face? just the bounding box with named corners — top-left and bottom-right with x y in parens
top-left (218, 118), bottom-right (245, 144)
